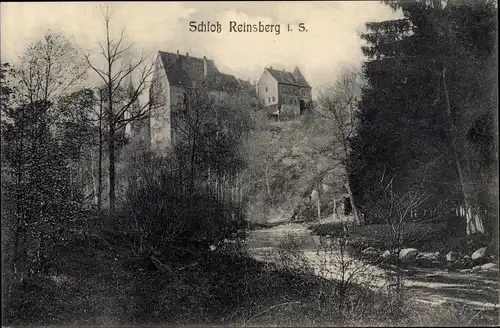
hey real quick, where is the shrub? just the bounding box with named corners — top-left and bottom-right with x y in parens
top-left (115, 152), bottom-right (246, 259)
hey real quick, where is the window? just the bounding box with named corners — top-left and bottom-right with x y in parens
top-left (272, 96), bottom-right (275, 102)
top-left (268, 97), bottom-right (271, 103)
top-left (265, 86), bottom-right (268, 92)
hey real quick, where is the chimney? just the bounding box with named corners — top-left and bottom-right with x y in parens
top-left (176, 49), bottom-right (180, 58)
top-left (186, 52), bottom-right (189, 56)
top-left (203, 56), bottom-right (208, 77)
top-left (270, 66), bottom-right (273, 70)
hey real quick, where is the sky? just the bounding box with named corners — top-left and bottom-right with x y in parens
top-left (1, 1), bottom-right (402, 97)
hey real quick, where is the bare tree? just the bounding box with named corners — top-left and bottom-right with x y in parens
top-left (84, 6), bottom-right (156, 214)
top-left (16, 30), bottom-right (87, 106)
top-left (370, 174), bottom-right (430, 307)
top-left (316, 67), bottom-right (364, 225)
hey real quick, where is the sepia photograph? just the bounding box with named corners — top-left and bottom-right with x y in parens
top-left (1, 0), bottom-right (498, 326)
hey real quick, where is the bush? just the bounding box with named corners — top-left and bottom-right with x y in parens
top-left (115, 153), bottom-right (246, 258)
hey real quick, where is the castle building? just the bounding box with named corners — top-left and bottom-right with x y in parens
top-left (148, 50), bottom-right (239, 150)
top-left (256, 66), bottom-right (312, 120)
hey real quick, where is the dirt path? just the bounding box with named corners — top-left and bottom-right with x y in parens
top-left (246, 222), bottom-right (499, 312)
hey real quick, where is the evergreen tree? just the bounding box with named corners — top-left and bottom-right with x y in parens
top-left (350, 0), bottom-right (497, 240)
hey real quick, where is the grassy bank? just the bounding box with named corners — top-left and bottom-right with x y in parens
top-left (1, 231), bottom-right (381, 327)
top-left (3, 228), bottom-right (496, 327)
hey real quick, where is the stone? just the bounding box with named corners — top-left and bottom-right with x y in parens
top-left (472, 265), bottom-right (482, 272)
top-left (419, 252), bottom-right (437, 260)
top-left (282, 157), bottom-right (298, 167)
top-left (381, 250), bottom-right (392, 259)
top-left (362, 247), bottom-right (379, 259)
top-left (399, 248), bottom-right (419, 262)
top-left (446, 251), bottom-right (459, 262)
top-left (459, 269), bottom-right (472, 273)
top-left (290, 146), bottom-right (302, 157)
top-left (480, 263), bottom-right (498, 271)
top-left (471, 247), bottom-right (487, 261)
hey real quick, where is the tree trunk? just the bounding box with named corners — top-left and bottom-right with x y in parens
top-left (90, 154), bottom-right (98, 205)
top-left (190, 132), bottom-right (197, 195)
top-left (106, 16), bottom-right (115, 216)
top-left (345, 174), bottom-right (362, 225)
top-left (316, 195), bottom-right (321, 221)
top-left (97, 95), bottom-right (103, 210)
top-left (442, 67), bottom-right (483, 235)
top-left (108, 126), bottom-right (116, 214)
top-left (333, 197), bottom-right (337, 222)
top-left (264, 161), bottom-right (271, 196)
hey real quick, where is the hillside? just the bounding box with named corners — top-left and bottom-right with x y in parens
top-left (242, 112), bottom-right (348, 225)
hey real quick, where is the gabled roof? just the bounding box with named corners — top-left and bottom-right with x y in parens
top-left (158, 51), bottom-right (238, 92)
top-left (266, 67), bottom-right (311, 88)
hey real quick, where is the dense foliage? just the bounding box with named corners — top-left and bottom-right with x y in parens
top-left (349, 0), bottom-right (497, 245)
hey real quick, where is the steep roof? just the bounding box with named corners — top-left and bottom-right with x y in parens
top-left (266, 67), bottom-right (311, 88)
top-left (158, 51), bottom-right (238, 92)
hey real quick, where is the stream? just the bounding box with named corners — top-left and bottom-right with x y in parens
top-left (245, 222), bottom-right (499, 314)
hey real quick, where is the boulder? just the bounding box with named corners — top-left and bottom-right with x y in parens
top-left (462, 255), bottom-right (473, 268)
top-left (381, 250), bottom-right (392, 259)
top-left (446, 251), bottom-right (459, 262)
top-left (472, 265), bottom-right (482, 272)
top-left (419, 252), bottom-right (437, 260)
top-left (471, 247), bottom-right (487, 261)
top-left (148, 255), bottom-right (173, 274)
top-left (399, 248), bottom-right (419, 262)
top-left (480, 263), bottom-right (498, 271)
top-left (434, 252), bottom-right (441, 259)
top-left (416, 252), bottom-right (436, 267)
top-left (282, 157), bottom-right (298, 167)
top-left (362, 247), bottom-right (379, 259)
top-left (290, 146), bottom-right (302, 157)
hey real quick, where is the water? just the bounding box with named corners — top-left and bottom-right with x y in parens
top-left (246, 221), bottom-right (500, 312)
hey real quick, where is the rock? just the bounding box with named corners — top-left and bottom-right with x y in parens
top-left (471, 247), bottom-right (487, 261)
top-left (282, 157), bottom-right (298, 167)
top-left (290, 146), bottom-right (302, 157)
top-left (419, 252), bottom-right (437, 260)
top-left (362, 246), bottom-right (377, 253)
top-left (362, 247), bottom-right (379, 259)
top-left (462, 255), bottom-right (473, 268)
top-left (148, 255), bottom-right (173, 273)
top-left (310, 189), bottom-right (319, 203)
top-left (381, 250), bottom-right (392, 259)
top-left (446, 251), bottom-right (459, 262)
top-left (399, 248), bottom-right (419, 262)
top-left (472, 265), bottom-right (482, 272)
top-left (480, 263), bottom-right (498, 271)
top-left (459, 269), bottom-right (472, 273)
